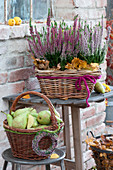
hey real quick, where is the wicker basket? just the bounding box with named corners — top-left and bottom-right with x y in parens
top-left (3, 91), bottom-right (64, 160)
top-left (36, 69), bottom-right (101, 100)
top-left (87, 132), bottom-right (113, 170)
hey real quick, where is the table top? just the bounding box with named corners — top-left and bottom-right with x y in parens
top-left (3, 86), bottom-right (113, 108)
top-left (2, 148), bottom-right (65, 165)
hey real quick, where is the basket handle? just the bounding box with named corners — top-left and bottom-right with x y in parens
top-left (9, 91), bottom-right (58, 129)
top-left (87, 131), bottom-right (95, 138)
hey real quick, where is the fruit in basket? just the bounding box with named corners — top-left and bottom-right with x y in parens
top-left (37, 110), bottom-right (51, 125)
top-left (94, 82), bottom-right (105, 94)
top-left (11, 108), bottom-right (37, 118)
top-left (1, 111), bottom-right (13, 127)
top-left (38, 109), bottom-right (63, 125)
top-left (11, 108), bottom-right (29, 117)
top-left (32, 117), bottom-right (38, 127)
top-left (27, 114), bottom-right (38, 129)
top-left (29, 125), bottom-right (49, 129)
top-left (30, 112), bottom-right (38, 118)
top-left (12, 112), bottom-right (28, 129)
top-left (7, 114), bottom-right (13, 127)
top-left (36, 125), bottom-right (49, 129)
top-left (27, 114), bottom-right (35, 129)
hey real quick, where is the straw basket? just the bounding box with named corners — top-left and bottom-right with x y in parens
top-left (3, 91), bottom-right (64, 160)
top-left (87, 131), bottom-right (113, 170)
top-left (36, 69), bottom-right (101, 100)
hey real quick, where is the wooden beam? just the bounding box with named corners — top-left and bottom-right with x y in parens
top-left (62, 106), bottom-right (71, 159)
top-left (4, 0), bottom-right (7, 24)
top-left (30, 0), bottom-right (33, 19)
top-left (71, 106), bottom-right (84, 170)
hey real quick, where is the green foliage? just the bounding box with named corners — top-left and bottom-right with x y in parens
top-left (45, 51), bottom-right (61, 68)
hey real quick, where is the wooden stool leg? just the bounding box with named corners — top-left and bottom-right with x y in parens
top-left (12, 163), bottom-right (15, 170)
top-left (15, 164), bottom-right (21, 170)
top-left (61, 160), bottom-right (65, 170)
top-left (46, 164), bottom-right (50, 170)
top-left (71, 106), bottom-right (84, 170)
top-left (3, 161), bottom-right (8, 170)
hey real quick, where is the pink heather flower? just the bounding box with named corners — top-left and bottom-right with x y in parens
top-left (47, 15), bottom-right (51, 27)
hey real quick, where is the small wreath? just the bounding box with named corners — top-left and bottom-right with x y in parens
top-left (32, 131), bottom-right (58, 156)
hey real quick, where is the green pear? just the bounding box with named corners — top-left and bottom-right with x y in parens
top-left (7, 114), bottom-right (13, 127)
top-left (29, 125), bottom-right (49, 130)
top-left (27, 108), bottom-right (38, 118)
top-left (37, 110), bottom-right (51, 125)
top-left (12, 112), bottom-right (28, 129)
top-left (11, 108), bottom-right (30, 118)
top-left (1, 111), bottom-right (13, 127)
top-left (27, 114), bottom-right (34, 129)
top-left (35, 125), bottom-right (49, 129)
top-left (29, 108), bottom-right (37, 113)
top-left (30, 112), bottom-right (38, 118)
top-left (94, 82), bottom-right (105, 94)
top-left (32, 117), bottom-right (38, 127)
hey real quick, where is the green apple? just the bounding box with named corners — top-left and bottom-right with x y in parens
top-left (37, 110), bottom-right (51, 125)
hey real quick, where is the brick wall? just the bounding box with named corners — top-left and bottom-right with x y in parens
top-left (0, 0), bottom-right (107, 169)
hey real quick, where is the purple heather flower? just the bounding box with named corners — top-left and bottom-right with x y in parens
top-left (47, 15), bottom-right (51, 27)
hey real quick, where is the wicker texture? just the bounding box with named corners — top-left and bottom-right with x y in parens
top-left (92, 149), bottom-right (113, 170)
top-left (3, 91), bottom-right (64, 160)
top-left (36, 69), bottom-right (101, 100)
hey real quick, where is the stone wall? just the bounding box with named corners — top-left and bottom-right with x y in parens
top-left (0, 0), bottom-right (107, 169)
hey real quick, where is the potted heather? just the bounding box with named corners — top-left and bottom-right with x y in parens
top-left (27, 13), bottom-right (110, 107)
top-left (77, 17), bottom-right (111, 66)
top-left (27, 13), bottom-right (81, 71)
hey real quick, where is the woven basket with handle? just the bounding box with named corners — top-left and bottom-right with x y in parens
top-left (36, 69), bottom-right (101, 100)
top-left (87, 131), bottom-right (113, 170)
top-left (3, 91), bottom-right (64, 160)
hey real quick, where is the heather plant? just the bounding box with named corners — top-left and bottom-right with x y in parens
top-left (27, 13), bottom-right (111, 71)
top-left (27, 13), bottom-right (80, 70)
top-left (78, 17), bottom-right (111, 64)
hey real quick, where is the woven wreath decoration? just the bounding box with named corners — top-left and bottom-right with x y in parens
top-left (32, 131), bottom-right (58, 156)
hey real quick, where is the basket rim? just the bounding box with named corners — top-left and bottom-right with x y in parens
top-left (91, 134), bottom-right (113, 154)
top-left (36, 68), bottom-right (101, 74)
top-left (3, 119), bottom-right (64, 133)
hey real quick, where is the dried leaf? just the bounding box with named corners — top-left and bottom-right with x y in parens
top-left (103, 83), bottom-right (111, 92)
top-left (22, 94), bottom-right (30, 99)
top-left (65, 63), bottom-right (73, 69)
top-left (50, 153), bottom-right (59, 159)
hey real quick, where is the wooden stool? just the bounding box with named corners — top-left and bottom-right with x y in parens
top-left (2, 148), bottom-right (65, 170)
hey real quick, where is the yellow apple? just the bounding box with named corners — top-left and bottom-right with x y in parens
top-left (8, 19), bottom-right (15, 26)
top-left (14, 17), bottom-right (22, 25)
